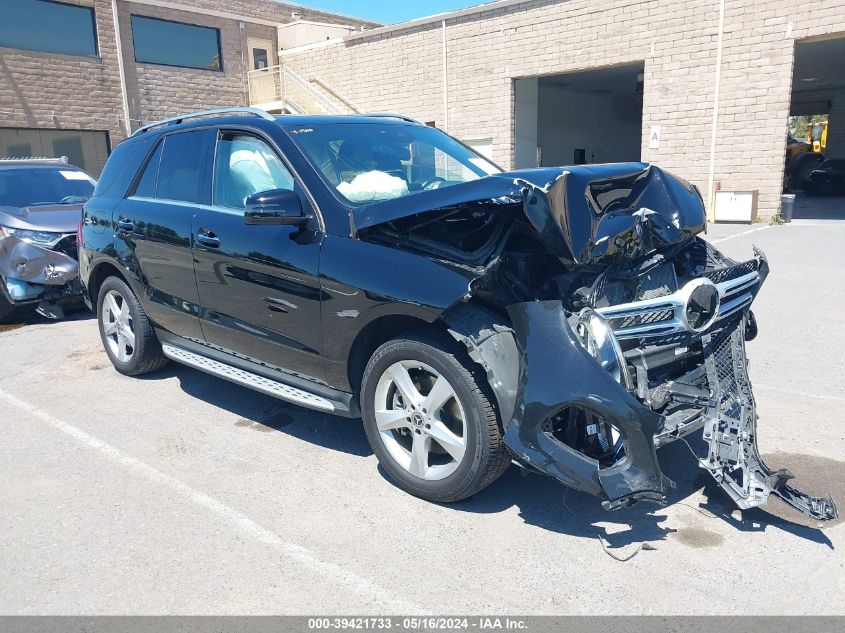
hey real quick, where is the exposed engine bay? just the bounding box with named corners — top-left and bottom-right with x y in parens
top-left (355, 163), bottom-right (838, 522)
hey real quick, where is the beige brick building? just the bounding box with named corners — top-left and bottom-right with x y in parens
top-left (2, 0), bottom-right (844, 218)
top-left (273, 0), bottom-right (845, 218)
top-left (0, 0), bottom-right (374, 175)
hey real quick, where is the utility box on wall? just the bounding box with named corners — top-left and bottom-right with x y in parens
top-left (714, 190), bottom-right (758, 223)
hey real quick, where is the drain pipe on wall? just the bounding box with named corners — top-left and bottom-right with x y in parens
top-left (442, 19), bottom-right (449, 133)
top-left (111, 0), bottom-right (132, 137)
top-left (706, 0), bottom-right (726, 221)
top-left (239, 21), bottom-right (250, 106)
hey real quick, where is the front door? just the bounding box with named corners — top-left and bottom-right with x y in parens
top-left (192, 129), bottom-right (325, 382)
top-left (114, 128), bottom-right (213, 340)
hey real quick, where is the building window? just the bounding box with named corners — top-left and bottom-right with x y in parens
top-left (0, 0), bottom-right (98, 57)
top-left (131, 15), bottom-right (222, 71)
top-left (252, 48), bottom-right (268, 70)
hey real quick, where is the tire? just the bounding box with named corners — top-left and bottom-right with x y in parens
top-left (361, 331), bottom-right (511, 503)
top-left (96, 276), bottom-right (168, 376)
top-left (790, 153), bottom-right (824, 191)
top-left (0, 292), bottom-right (18, 324)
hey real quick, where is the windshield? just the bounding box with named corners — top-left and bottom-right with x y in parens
top-left (0, 167), bottom-right (95, 207)
top-left (288, 122), bottom-right (501, 204)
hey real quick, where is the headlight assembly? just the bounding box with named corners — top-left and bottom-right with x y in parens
top-left (0, 226), bottom-right (67, 247)
top-left (574, 308), bottom-right (633, 390)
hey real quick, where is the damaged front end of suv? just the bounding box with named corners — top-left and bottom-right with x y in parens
top-left (354, 162), bottom-right (838, 522)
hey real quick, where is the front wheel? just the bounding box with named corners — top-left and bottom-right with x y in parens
top-left (361, 332), bottom-right (511, 503)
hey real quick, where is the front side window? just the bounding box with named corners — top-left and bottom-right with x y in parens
top-left (213, 134), bottom-right (294, 209)
top-left (0, 167), bottom-right (95, 208)
top-left (1, 0), bottom-right (98, 57)
top-left (131, 15), bottom-right (222, 71)
top-left (288, 123), bottom-right (500, 204)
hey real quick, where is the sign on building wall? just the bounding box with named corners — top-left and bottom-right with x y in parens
top-left (649, 125), bottom-right (661, 149)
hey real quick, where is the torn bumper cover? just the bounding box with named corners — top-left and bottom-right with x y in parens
top-left (502, 264), bottom-right (837, 522)
top-left (0, 235), bottom-right (81, 317)
top-left (505, 300), bottom-right (671, 509)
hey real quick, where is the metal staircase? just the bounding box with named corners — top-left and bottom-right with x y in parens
top-left (247, 64), bottom-right (358, 115)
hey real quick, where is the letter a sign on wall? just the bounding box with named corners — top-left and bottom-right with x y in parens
top-left (649, 125), bottom-right (661, 149)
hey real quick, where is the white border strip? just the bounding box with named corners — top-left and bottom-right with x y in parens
top-left (709, 224), bottom-right (773, 244)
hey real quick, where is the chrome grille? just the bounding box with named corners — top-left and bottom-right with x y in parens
top-left (597, 260), bottom-right (761, 340)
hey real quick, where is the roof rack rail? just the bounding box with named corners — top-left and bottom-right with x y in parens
top-left (359, 113), bottom-right (424, 125)
top-left (0, 156), bottom-right (69, 164)
top-left (131, 107), bottom-right (276, 137)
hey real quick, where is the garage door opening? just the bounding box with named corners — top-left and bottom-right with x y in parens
top-left (514, 63), bottom-right (644, 169)
top-left (786, 36), bottom-right (845, 217)
top-left (0, 127), bottom-right (110, 176)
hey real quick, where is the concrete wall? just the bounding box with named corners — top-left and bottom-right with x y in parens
top-left (536, 84), bottom-right (642, 166)
top-left (280, 0), bottom-right (845, 217)
top-left (513, 78), bottom-right (538, 168)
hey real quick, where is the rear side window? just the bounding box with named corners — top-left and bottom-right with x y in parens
top-left (156, 132), bottom-right (206, 202)
top-left (94, 142), bottom-right (134, 197)
top-left (132, 131), bottom-right (206, 203)
top-left (134, 142), bottom-right (163, 198)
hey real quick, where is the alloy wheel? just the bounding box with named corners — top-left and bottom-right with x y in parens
top-left (101, 289), bottom-right (136, 363)
top-left (373, 360), bottom-right (467, 481)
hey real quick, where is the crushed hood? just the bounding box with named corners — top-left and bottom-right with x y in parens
top-left (0, 203), bottom-right (83, 233)
top-left (353, 163), bottom-right (706, 265)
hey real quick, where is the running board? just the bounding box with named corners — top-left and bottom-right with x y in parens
top-left (161, 343), bottom-right (335, 412)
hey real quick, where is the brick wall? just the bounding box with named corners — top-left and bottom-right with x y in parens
top-left (116, 0), bottom-right (376, 126)
top-left (0, 0), bottom-right (375, 172)
top-left (0, 0), bottom-right (126, 172)
top-left (281, 0), bottom-right (845, 217)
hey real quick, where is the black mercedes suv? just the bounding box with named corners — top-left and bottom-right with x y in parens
top-left (79, 108), bottom-right (835, 521)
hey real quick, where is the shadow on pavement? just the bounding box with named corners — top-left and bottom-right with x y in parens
top-left (791, 193), bottom-right (845, 220)
top-left (0, 305), bottom-right (92, 333)
top-left (141, 362), bottom-right (835, 549)
top-left (427, 436), bottom-right (835, 550)
top-left (142, 362), bottom-right (373, 457)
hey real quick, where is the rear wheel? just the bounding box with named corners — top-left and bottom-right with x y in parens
top-left (361, 332), bottom-right (510, 502)
top-left (97, 276), bottom-right (168, 376)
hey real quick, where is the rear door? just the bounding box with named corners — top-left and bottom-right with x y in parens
top-left (113, 129), bottom-right (213, 339)
top-left (191, 129), bottom-right (325, 382)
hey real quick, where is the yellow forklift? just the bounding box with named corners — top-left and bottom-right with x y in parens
top-left (785, 119), bottom-right (828, 191)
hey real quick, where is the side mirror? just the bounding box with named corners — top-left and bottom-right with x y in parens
top-left (244, 189), bottom-right (307, 226)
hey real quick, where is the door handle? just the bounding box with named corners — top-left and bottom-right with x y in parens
top-left (196, 230), bottom-right (220, 248)
top-left (117, 218), bottom-right (134, 232)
